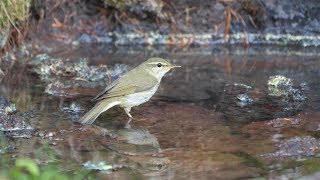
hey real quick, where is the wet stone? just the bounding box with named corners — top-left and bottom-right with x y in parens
top-left (108, 64), bottom-right (130, 77)
top-left (268, 75), bottom-right (293, 89)
top-left (262, 136), bottom-right (320, 158)
top-left (0, 112), bottom-right (34, 138)
top-left (44, 80), bottom-right (102, 97)
top-left (0, 96), bottom-right (16, 114)
top-left (268, 75), bottom-right (293, 97)
top-left (29, 54), bottom-right (108, 82)
top-left (267, 117), bottom-right (302, 128)
top-left (61, 102), bottom-right (84, 121)
top-left (234, 83), bottom-right (252, 90)
top-left (44, 81), bottom-right (77, 97)
top-left (267, 75), bottom-right (306, 113)
top-left (267, 75), bottom-right (306, 101)
top-left (61, 102), bottom-right (84, 115)
top-left (237, 93), bottom-right (253, 107)
top-left (29, 54), bottom-right (129, 96)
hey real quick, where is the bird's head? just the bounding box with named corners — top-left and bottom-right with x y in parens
top-left (142, 57), bottom-right (180, 79)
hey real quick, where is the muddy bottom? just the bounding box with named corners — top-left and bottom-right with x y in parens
top-left (1, 45), bottom-right (320, 179)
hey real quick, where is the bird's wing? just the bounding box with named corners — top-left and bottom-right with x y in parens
top-left (92, 77), bottom-right (121, 101)
top-left (93, 71), bottom-right (159, 101)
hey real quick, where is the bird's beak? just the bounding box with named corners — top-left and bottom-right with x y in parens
top-left (167, 65), bottom-right (181, 69)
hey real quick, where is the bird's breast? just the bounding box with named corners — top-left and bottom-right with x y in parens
top-left (121, 84), bottom-right (160, 108)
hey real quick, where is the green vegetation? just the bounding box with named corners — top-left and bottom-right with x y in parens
top-left (0, 0), bottom-right (30, 29)
top-left (0, 158), bottom-right (96, 180)
top-left (0, 140), bottom-right (95, 180)
top-left (0, 0), bottom-right (31, 48)
top-left (0, 158), bottom-right (68, 180)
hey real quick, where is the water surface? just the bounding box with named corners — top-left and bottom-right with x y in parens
top-left (1, 45), bottom-right (320, 179)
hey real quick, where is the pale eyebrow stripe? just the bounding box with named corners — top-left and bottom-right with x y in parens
top-left (147, 62), bottom-right (169, 65)
top-left (147, 62), bottom-right (160, 65)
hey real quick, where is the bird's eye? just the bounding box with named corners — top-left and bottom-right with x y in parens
top-left (157, 63), bottom-right (162, 67)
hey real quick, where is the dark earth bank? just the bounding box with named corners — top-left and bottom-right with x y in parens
top-left (26, 0), bottom-right (320, 49)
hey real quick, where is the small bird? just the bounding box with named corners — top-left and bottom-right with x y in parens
top-left (77, 57), bottom-right (180, 125)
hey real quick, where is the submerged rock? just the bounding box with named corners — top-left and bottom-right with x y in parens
top-left (262, 136), bottom-right (320, 158)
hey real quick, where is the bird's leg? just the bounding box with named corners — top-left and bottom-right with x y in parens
top-left (124, 107), bottom-right (133, 119)
top-left (124, 107), bottom-right (133, 129)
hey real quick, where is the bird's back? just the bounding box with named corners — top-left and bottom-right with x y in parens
top-left (93, 64), bottom-right (159, 101)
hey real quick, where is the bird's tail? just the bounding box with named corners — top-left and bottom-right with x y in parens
top-left (77, 99), bottom-right (121, 124)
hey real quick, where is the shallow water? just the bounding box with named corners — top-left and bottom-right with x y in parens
top-left (1, 45), bottom-right (320, 179)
